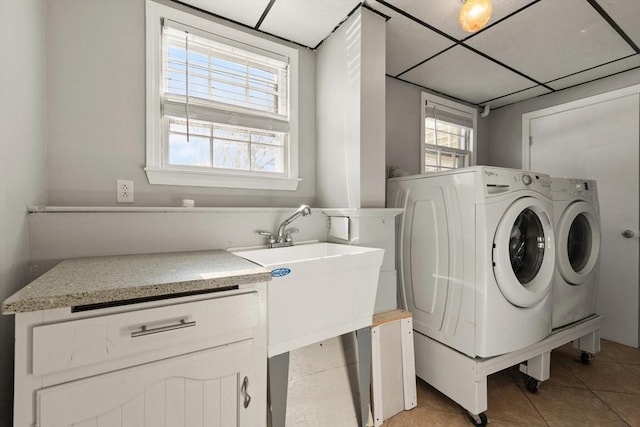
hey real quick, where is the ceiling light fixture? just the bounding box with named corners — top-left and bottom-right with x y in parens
top-left (459, 0), bottom-right (492, 33)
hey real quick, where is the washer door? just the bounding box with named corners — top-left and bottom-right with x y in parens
top-left (557, 201), bottom-right (601, 285)
top-left (493, 196), bottom-right (555, 308)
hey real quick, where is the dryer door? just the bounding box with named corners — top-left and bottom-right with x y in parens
top-left (557, 201), bottom-right (601, 285)
top-left (493, 196), bottom-right (555, 308)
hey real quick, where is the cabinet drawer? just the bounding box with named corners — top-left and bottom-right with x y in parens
top-left (32, 291), bottom-right (258, 376)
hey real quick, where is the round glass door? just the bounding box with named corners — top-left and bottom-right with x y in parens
top-left (557, 201), bottom-right (600, 285)
top-left (493, 197), bottom-right (555, 308)
top-left (509, 208), bottom-right (546, 285)
top-left (568, 213), bottom-right (591, 272)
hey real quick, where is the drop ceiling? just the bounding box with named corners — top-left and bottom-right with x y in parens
top-left (177, 0), bottom-right (640, 109)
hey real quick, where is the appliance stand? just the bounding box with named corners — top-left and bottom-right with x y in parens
top-left (413, 314), bottom-right (602, 424)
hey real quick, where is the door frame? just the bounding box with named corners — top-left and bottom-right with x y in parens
top-left (521, 83), bottom-right (640, 170)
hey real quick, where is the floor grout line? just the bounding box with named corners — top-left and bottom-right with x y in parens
top-left (588, 385), bottom-right (632, 427)
top-left (515, 373), bottom-right (552, 427)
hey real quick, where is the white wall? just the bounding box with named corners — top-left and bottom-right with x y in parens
top-left (0, 0), bottom-right (47, 424)
top-left (316, 8), bottom-right (387, 208)
top-left (359, 9), bottom-right (387, 208)
top-left (385, 76), bottom-right (490, 177)
top-left (386, 77), bottom-right (422, 175)
top-left (28, 209), bottom-right (329, 272)
top-left (45, 0), bottom-right (316, 208)
top-left (487, 68), bottom-right (640, 168)
top-left (316, 11), bottom-right (357, 208)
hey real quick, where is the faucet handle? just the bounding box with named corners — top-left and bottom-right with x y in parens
top-left (284, 227), bottom-right (299, 242)
top-left (257, 231), bottom-right (276, 244)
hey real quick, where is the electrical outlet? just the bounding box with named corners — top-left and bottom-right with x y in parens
top-left (117, 179), bottom-right (134, 203)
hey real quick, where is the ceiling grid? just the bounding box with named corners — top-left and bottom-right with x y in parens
top-left (177, 0), bottom-right (640, 109)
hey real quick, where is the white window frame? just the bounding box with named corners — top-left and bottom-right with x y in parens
top-left (420, 92), bottom-right (477, 173)
top-left (145, 0), bottom-right (300, 190)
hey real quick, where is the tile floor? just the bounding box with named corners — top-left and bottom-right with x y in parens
top-left (385, 339), bottom-right (640, 426)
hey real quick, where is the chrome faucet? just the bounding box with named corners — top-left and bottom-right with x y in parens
top-left (257, 204), bottom-right (311, 248)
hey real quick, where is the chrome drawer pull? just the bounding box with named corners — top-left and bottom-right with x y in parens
top-left (130, 319), bottom-right (196, 338)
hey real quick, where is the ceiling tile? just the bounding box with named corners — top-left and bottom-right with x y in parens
top-left (465, 0), bottom-right (636, 83)
top-left (179, 0), bottom-right (270, 27)
top-left (596, 0), bottom-right (640, 50)
top-left (401, 45), bottom-right (535, 105)
top-left (547, 54), bottom-right (640, 91)
top-left (366, 0), bottom-right (454, 76)
top-left (485, 85), bottom-right (552, 109)
top-left (376, 0), bottom-right (537, 41)
top-left (259, 0), bottom-right (360, 48)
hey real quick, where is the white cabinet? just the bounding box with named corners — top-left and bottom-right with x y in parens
top-left (13, 285), bottom-right (267, 427)
top-left (37, 341), bottom-right (251, 427)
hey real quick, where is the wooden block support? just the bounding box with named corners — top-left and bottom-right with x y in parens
top-left (371, 310), bottom-right (417, 426)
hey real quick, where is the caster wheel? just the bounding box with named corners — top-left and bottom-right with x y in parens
top-left (581, 351), bottom-right (592, 365)
top-left (526, 377), bottom-right (541, 393)
top-left (467, 411), bottom-right (488, 426)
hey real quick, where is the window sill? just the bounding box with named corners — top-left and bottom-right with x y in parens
top-left (145, 167), bottom-right (301, 191)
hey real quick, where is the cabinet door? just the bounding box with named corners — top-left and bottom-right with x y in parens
top-left (36, 340), bottom-right (256, 427)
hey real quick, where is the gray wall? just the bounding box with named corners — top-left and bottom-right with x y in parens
top-left (0, 0), bottom-right (47, 424)
top-left (385, 76), bottom-right (490, 177)
top-left (487, 68), bottom-right (640, 168)
top-left (46, 0), bottom-right (317, 208)
top-left (386, 77), bottom-right (421, 175)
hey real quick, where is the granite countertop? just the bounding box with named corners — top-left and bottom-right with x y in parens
top-left (2, 250), bottom-right (271, 314)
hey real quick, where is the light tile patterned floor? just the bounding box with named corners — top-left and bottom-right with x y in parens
top-left (385, 339), bottom-right (640, 426)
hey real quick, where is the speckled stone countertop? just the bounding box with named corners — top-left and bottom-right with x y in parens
top-left (2, 250), bottom-right (271, 314)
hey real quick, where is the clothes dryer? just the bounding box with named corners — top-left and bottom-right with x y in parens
top-left (551, 177), bottom-right (601, 329)
top-left (387, 166), bottom-right (555, 358)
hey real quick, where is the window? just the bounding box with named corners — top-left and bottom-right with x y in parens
top-left (145, 1), bottom-right (300, 190)
top-left (421, 93), bottom-right (476, 173)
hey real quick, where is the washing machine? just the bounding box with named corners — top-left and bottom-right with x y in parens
top-left (387, 166), bottom-right (555, 358)
top-left (551, 177), bottom-right (601, 329)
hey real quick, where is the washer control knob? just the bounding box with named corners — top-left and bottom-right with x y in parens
top-left (622, 229), bottom-right (636, 239)
top-left (522, 174), bottom-right (533, 185)
top-left (575, 183), bottom-right (583, 192)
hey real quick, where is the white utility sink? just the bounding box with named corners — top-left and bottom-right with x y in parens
top-left (234, 242), bottom-right (384, 357)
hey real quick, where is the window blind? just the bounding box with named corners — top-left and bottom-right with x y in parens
top-left (163, 98), bottom-right (290, 133)
top-left (161, 20), bottom-right (290, 132)
top-left (425, 101), bottom-right (473, 129)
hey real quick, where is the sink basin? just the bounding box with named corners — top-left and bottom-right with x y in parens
top-left (234, 242), bottom-right (384, 357)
